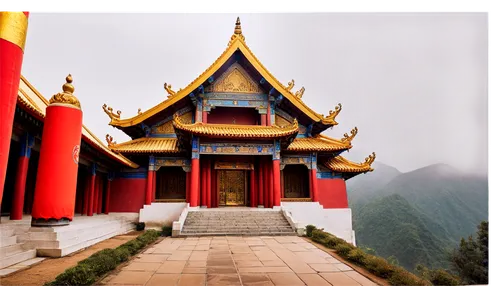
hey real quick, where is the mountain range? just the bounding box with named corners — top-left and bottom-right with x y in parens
top-left (347, 162), bottom-right (488, 271)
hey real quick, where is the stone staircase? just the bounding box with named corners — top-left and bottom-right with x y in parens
top-left (0, 224), bottom-right (36, 271)
top-left (180, 210), bottom-right (296, 236)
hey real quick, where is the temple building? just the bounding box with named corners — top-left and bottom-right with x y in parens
top-left (0, 16), bottom-right (374, 270)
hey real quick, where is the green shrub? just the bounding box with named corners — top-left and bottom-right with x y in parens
top-left (79, 250), bottom-right (119, 276)
top-left (311, 229), bottom-right (329, 243)
top-left (52, 264), bottom-right (97, 286)
top-left (346, 248), bottom-right (368, 266)
top-left (364, 255), bottom-right (395, 278)
top-left (135, 222), bottom-right (145, 231)
top-left (114, 247), bottom-right (130, 262)
top-left (161, 225), bottom-right (172, 237)
top-left (388, 267), bottom-right (430, 286)
top-left (334, 244), bottom-right (353, 257)
top-left (428, 269), bottom-right (460, 285)
top-left (305, 225), bottom-right (316, 237)
top-left (325, 236), bottom-right (347, 249)
top-left (119, 240), bottom-right (142, 255)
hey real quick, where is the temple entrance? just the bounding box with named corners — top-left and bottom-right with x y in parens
top-left (218, 170), bottom-right (247, 206)
top-left (283, 164), bottom-right (310, 198)
top-left (156, 167), bottom-right (186, 201)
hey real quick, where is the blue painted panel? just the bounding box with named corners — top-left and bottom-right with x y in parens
top-left (116, 172), bottom-right (147, 179)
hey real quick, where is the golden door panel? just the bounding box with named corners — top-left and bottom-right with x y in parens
top-left (218, 170), bottom-right (246, 206)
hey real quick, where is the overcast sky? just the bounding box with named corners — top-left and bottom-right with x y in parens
top-left (21, 13), bottom-right (487, 175)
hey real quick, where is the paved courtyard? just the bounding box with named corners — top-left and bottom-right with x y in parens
top-left (101, 236), bottom-right (378, 286)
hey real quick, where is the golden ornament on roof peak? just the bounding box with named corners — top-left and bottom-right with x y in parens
top-left (102, 104), bottom-right (121, 120)
top-left (295, 87), bottom-right (305, 99)
top-left (341, 126), bottom-right (358, 143)
top-left (321, 103), bottom-right (342, 125)
top-left (286, 80), bottom-right (295, 91)
top-left (164, 83), bottom-right (176, 98)
top-left (49, 74), bottom-right (81, 109)
top-left (364, 152), bottom-right (376, 165)
top-left (105, 134), bottom-right (116, 147)
top-left (229, 17), bottom-right (245, 44)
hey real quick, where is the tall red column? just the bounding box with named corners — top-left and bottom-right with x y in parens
top-left (31, 75), bottom-right (83, 226)
top-left (258, 159), bottom-right (264, 207)
top-left (104, 174), bottom-right (112, 214)
top-left (201, 160), bottom-right (207, 207)
top-left (87, 164), bottom-right (96, 217)
top-left (0, 8), bottom-right (29, 205)
top-left (82, 174), bottom-right (89, 215)
top-left (0, 12), bottom-right (29, 205)
top-left (207, 160), bottom-right (212, 208)
top-left (94, 177), bottom-right (99, 214)
top-left (311, 169), bottom-right (319, 202)
top-left (152, 171), bottom-right (156, 202)
top-left (97, 177), bottom-right (103, 214)
top-left (202, 111), bottom-right (208, 123)
top-left (10, 133), bottom-right (34, 220)
top-left (268, 160), bottom-right (274, 208)
top-left (260, 114), bottom-right (267, 126)
top-left (146, 170), bottom-right (153, 205)
top-left (250, 168), bottom-right (256, 207)
top-left (273, 160), bottom-right (281, 207)
top-left (190, 158), bottom-right (200, 207)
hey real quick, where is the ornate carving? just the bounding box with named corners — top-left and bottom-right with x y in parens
top-left (102, 104), bottom-right (121, 120)
top-left (286, 79), bottom-right (295, 91)
top-left (229, 17), bottom-right (245, 44)
top-left (105, 134), bottom-right (116, 147)
top-left (137, 108), bottom-right (142, 115)
top-left (214, 162), bottom-right (254, 170)
top-left (206, 63), bottom-right (262, 93)
top-left (364, 152), bottom-right (376, 165)
top-left (164, 83), bottom-right (177, 98)
top-left (49, 74), bottom-right (81, 109)
top-left (322, 103), bottom-right (342, 125)
top-left (295, 87), bottom-right (305, 99)
top-left (154, 112), bottom-right (192, 134)
top-left (341, 127), bottom-right (358, 143)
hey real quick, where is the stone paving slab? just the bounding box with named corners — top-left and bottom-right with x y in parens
top-left (101, 236), bottom-right (381, 286)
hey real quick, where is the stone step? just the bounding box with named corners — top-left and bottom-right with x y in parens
top-left (180, 232), bottom-right (297, 237)
top-left (0, 236), bottom-right (17, 248)
top-left (0, 228), bottom-right (14, 237)
top-left (0, 248), bottom-right (36, 269)
top-left (0, 242), bottom-right (35, 257)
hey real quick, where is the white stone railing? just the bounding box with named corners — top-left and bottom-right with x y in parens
top-left (172, 203), bottom-right (190, 237)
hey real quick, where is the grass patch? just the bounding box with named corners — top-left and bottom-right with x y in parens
top-left (305, 226), bottom-right (436, 285)
top-left (46, 229), bottom-right (159, 286)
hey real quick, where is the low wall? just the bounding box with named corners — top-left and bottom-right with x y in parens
top-left (139, 202), bottom-right (188, 228)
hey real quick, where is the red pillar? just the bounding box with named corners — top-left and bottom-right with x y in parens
top-left (186, 171), bottom-right (191, 204)
top-left (207, 160), bottom-right (212, 208)
top-left (10, 134), bottom-right (33, 220)
top-left (267, 102), bottom-right (271, 126)
top-left (258, 159), bottom-right (264, 206)
top-left (212, 167), bottom-right (217, 207)
top-left (152, 171), bottom-right (156, 202)
top-left (87, 166), bottom-right (96, 217)
top-left (104, 175), bottom-right (111, 214)
top-left (250, 168), bottom-right (256, 207)
top-left (311, 169), bottom-right (319, 202)
top-left (93, 176), bottom-right (100, 214)
top-left (260, 114), bottom-right (267, 126)
top-left (268, 159), bottom-right (274, 208)
top-left (97, 177), bottom-right (102, 214)
top-left (309, 170), bottom-right (313, 200)
top-left (190, 158), bottom-right (200, 207)
top-left (202, 111), bottom-right (208, 123)
top-left (146, 170), bottom-right (153, 205)
top-left (201, 160), bottom-right (207, 207)
top-left (0, 12), bottom-right (29, 205)
top-left (31, 75), bottom-right (83, 226)
top-left (82, 174), bottom-right (89, 215)
top-left (273, 160), bottom-right (281, 207)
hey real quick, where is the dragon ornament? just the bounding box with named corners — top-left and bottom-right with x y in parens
top-left (102, 104), bottom-right (121, 120)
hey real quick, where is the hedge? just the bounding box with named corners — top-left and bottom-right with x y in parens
top-left (305, 226), bottom-right (432, 286)
top-left (46, 230), bottom-right (159, 286)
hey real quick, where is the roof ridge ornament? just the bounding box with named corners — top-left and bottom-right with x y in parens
top-left (364, 152), bottom-right (376, 166)
top-left (229, 17), bottom-right (245, 45)
top-left (49, 74), bottom-right (81, 109)
top-left (105, 134), bottom-right (116, 147)
top-left (295, 87), bottom-right (305, 99)
top-left (138, 108), bottom-right (142, 115)
top-left (102, 104), bottom-right (121, 120)
top-left (164, 83), bottom-right (177, 98)
top-left (286, 80), bottom-right (295, 91)
top-left (341, 126), bottom-right (358, 143)
top-left (322, 103), bottom-right (342, 125)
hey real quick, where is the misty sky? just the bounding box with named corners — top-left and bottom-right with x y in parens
top-left (20, 13), bottom-right (487, 175)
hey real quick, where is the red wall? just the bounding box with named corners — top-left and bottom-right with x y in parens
top-left (208, 107), bottom-right (259, 125)
top-left (317, 178), bottom-right (348, 209)
top-left (108, 178), bottom-right (146, 212)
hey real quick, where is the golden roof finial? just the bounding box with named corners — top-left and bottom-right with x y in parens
top-left (138, 108), bottom-right (142, 115)
top-left (229, 17), bottom-right (245, 44)
top-left (164, 83), bottom-right (176, 98)
top-left (102, 104), bottom-right (121, 120)
top-left (295, 87), bottom-right (305, 99)
top-left (235, 17), bottom-right (242, 35)
top-left (364, 152), bottom-right (376, 166)
top-left (105, 134), bottom-right (116, 147)
top-left (322, 103), bottom-right (342, 125)
top-left (286, 80), bottom-right (295, 91)
top-left (49, 74), bottom-right (81, 109)
top-left (341, 126), bottom-right (358, 143)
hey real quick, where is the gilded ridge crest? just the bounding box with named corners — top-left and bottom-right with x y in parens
top-left (341, 126), bottom-right (358, 143)
top-left (106, 134), bottom-right (116, 147)
top-left (229, 17), bottom-right (245, 44)
top-left (321, 103), bottom-right (342, 125)
top-left (49, 74), bottom-right (81, 109)
top-left (295, 87), bottom-right (305, 99)
top-left (364, 152), bottom-right (376, 165)
top-left (286, 80), bottom-right (295, 91)
top-left (102, 104), bottom-right (121, 120)
top-left (164, 83), bottom-right (177, 98)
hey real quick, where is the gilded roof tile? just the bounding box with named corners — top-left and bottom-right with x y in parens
top-left (173, 114), bottom-right (299, 138)
top-left (286, 134), bottom-right (352, 152)
top-left (18, 75), bottom-right (139, 168)
top-left (323, 153), bottom-right (376, 173)
top-left (110, 137), bottom-right (180, 154)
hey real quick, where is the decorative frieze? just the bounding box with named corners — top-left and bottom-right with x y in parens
top-left (199, 143), bottom-right (273, 155)
top-left (214, 161), bottom-right (254, 170)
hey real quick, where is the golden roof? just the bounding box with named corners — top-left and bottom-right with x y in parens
top-left (104, 18), bottom-right (340, 128)
top-left (109, 137), bottom-right (180, 154)
top-left (323, 152), bottom-right (376, 173)
top-left (17, 75), bottom-right (139, 168)
top-left (173, 114), bottom-right (299, 139)
top-left (286, 134), bottom-right (352, 152)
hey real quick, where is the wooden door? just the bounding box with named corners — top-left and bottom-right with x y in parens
top-left (218, 170), bottom-right (246, 206)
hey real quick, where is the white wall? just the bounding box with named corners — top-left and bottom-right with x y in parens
top-left (139, 202), bottom-right (187, 228)
top-left (281, 202), bottom-right (355, 244)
